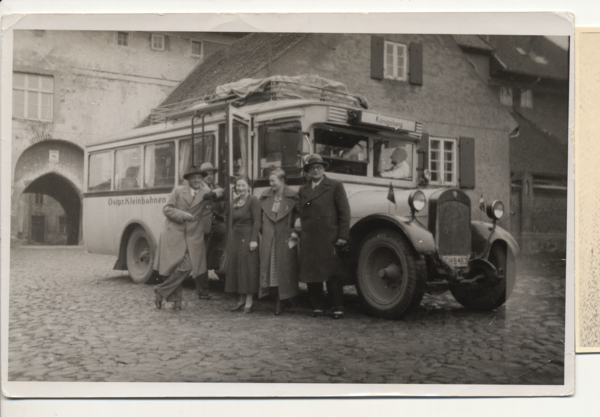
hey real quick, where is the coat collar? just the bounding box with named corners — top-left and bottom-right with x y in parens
top-left (260, 185), bottom-right (297, 223)
top-left (301, 175), bottom-right (332, 203)
top-left (183, 183), bottom-right (207, 207)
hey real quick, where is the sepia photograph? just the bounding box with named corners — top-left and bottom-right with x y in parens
top-left (1, 13), bottom-right (573, 397)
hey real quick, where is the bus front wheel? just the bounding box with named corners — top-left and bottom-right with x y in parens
top-left (126, 227), bottom-right (155, 284)
top-left (356, 229), bottom-right (425, 319)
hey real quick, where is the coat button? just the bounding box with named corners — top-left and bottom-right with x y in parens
top-left (242, 239), bottom-right (245, 242)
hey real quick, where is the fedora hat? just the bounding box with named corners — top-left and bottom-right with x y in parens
top-left (183, 165), bottom-right (204, 180)
top-left (199, 162), bottom-right (218, 174)
top-left (302, 154), bottom-right (329, 172)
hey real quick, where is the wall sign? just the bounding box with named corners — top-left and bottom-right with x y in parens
top-left (49, 150), bottom-right (59, 163)
top-left (352, 111), bottom-right (418, 132)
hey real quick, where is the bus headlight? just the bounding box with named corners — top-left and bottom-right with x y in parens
top-left (408, 190), bottom-right (426, 212)
top-left (486, 200), bottom-right (504, 221)
top-left (423, 169), bottom-right (431, 181)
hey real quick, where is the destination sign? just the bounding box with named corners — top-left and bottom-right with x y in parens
top-left (355, 111), bottom-right (417, 132)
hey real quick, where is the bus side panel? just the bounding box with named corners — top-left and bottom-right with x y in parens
top-left (83, 194), bottom-right (169, 256)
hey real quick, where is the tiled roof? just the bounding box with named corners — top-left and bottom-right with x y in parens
top-left (510, 112), bottom-right (568, 176)
top-left (488, 35), bottom-right (569, 81)
top-left (452, 35), bottom-right (495, 52)
top-left (159, 32), bottom-right (306, 107)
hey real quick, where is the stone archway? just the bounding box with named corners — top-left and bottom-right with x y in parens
top-left (13, 140), bottom-right (84, 245)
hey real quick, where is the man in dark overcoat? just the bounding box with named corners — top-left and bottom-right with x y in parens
top-left (197, 162), bottom-right (225, 295)
top-left (296, 154), bottom-right (351, 319)
top-left (153, 165), bottom-right (214, 309)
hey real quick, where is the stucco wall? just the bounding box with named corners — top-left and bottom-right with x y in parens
top-left (11, 30), bottom-right (233, 243)
top-left (259, 33), bottom-right (517, 230)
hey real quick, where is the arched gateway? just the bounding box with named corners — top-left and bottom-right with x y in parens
top-left (13, 140), bottom-right (84, 245)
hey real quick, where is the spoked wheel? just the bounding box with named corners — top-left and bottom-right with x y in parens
top-left (357, 229), bottom-right (425, 319)
top-left (450, 244), bottom-right (515, 310)
top-left (126, 227), bottom-right (155, 284)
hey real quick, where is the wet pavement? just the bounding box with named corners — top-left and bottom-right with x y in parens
top-left (8, 247), bottom-right (566, 384)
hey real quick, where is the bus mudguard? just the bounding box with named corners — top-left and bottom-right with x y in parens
top-left (351, 213), bottom-right (436, 255)
top-left (113, 220), bottom-right (158, 271)
top-left (470, 220), bottom-right (520, 260)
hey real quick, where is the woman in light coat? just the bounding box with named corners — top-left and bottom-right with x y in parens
top-left (258, 168), bottom-right (300, 315)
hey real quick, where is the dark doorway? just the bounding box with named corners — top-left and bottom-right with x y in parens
top-left (31, 215), bottom-right (45, 243)
top-left (23, 173), bottom-right (81, 245)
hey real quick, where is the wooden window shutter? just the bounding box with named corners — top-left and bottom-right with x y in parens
top-left (409, 42), bottom-right (423, 85)
top-left (459, 137), bottom-right (475, 189)
top-left (371, 36), bottom-right (384, 80)
top-left (164, 35), bottom-right (170, 51)
top-left (418, 133), bottom-right (430, 177)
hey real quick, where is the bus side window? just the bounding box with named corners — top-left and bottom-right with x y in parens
top-left (179, 135), bottom-right (215, 182)
top-left (145, 142), bottom-right (175, 188)
top-left (115, 147), bottom-right (141, 190)
top-left (258, 122), bottom-right (303, 178)
top-left (88, 151), bottom-right (113, 192)
top-left (232, 121), bottom-right (248, 177)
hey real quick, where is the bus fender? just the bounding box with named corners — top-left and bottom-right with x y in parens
top-left (471, 220), bottom-right (520, 260)
top-left (351, 213), bottom-right (436, 255)
top-left (113, 220), bottom-right (158, 271)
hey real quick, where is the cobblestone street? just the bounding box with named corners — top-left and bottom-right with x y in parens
top-left (8, 247), bottom-right (566, 385)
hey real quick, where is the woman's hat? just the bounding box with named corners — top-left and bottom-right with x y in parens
top-left (391, 147), bottom-right (408, 164)
top-left (302, 154), bottom-right (329, 172)
top-left (183, 165), bottom-right (203, 180)
top-left (199, 162), bottom-right (218, 174)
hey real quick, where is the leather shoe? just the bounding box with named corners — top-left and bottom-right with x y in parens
top-left (274, 299), bottom-right (283, 316)
top-left (154, 291), bottom-right (163, 309)
top-left (230, 302), bottom-right (245, 312)
top-left (173, 301), bottom-right (182, 310)
top-left (310, 309), bottom-right (325, 317)
top-left (243, 306), bottom-right (253, 314)
top-left (332, 311), bottom-right (344, 320)
top-left (199, 293), bottom-right (211, 300)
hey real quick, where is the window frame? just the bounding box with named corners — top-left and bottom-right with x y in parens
top-left (428, 137), bottom-right (458, 187)
top-left (58, 216), bottom-right (68, 235)
top-left (144, 141), bottom-right (176, 188)
top-left (114, 146), bottom-right (143, 191)
top-left (190, 40), bottom-right (203, 58)
top-left (257, 120), bottom-right (305, 179)
top-left (87, 150), bottom-right (115, 192)
top-left (116, 31), bottom-right (130, 47)
top-left (383, 40), bottom-right (408, 81)
top-left (500, 86), bottom-right (513, 106)
top-left (313, 125), bottom-right (371, 178)
top-left (151, 34), bottom-right (165, 51)
top-left (13, 72), bottom-right (54, 122)
top-left (521, 89), bottom-right (533, 108)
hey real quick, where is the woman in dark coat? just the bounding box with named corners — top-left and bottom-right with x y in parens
top-left (258, 168), bottom-right (300, 315)
top-left (296, 154), bottom-right (351, 319)
top-left (225, 177), bottom-right (261, 313)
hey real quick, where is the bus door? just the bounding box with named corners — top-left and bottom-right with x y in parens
top-left (216, 106), bottom-right (252, 273)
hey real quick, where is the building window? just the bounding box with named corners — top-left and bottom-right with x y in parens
top-left (117, 31), bottom-right (129, 46)
top-left (35, 193), bottom-right (44, 205)
top-left (429, 138), bottom-right (457, 186)
top-left (13, 73), bottom-right (53, 121)
top-left (500, 86), bottom-right (513, 106)
top-left (521, 89), bottom-right (533, 108)
top-left (151, 34), bottom-right (165, 51)
top-left (191, 40), bottom-right (203, 58)
top-left (384, 41), bottom-right (408, 81)
top-left (58, 216), bottom-right (67, 234)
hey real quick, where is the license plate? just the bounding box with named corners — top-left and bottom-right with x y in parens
top-left (442, 255), bottom-right (469, 267)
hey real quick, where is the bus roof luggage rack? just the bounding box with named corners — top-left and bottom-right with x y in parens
top-left (149, 74), bottom-right (369, 125)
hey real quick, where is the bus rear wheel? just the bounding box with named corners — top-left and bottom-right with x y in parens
top-left (126, 227), bottom-right (155, 284)
top-left (357, 229), bottom-right (424, 319)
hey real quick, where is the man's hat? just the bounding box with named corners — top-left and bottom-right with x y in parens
top-left (302, 154), bottom-right (329, 172)
top-left (199, 162), bottom-right (218, 174)
top-left (183, 165), bottom-right (203, 180)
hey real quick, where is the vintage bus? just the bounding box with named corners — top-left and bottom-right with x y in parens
top-left (83, 77), bottom-right (519, 318)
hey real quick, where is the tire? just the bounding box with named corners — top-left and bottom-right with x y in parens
top-left (356, 228), bottom-right (424, 319)
top-left (126, 227), bottom-right (155, 284)
top-left (450, 244), bottom-right (514, 311)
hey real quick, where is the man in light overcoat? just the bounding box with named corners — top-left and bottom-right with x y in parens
top-left (296, 154), bottom-right (351, 319)
top-left (153, 165), bottom-right (222, 309)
